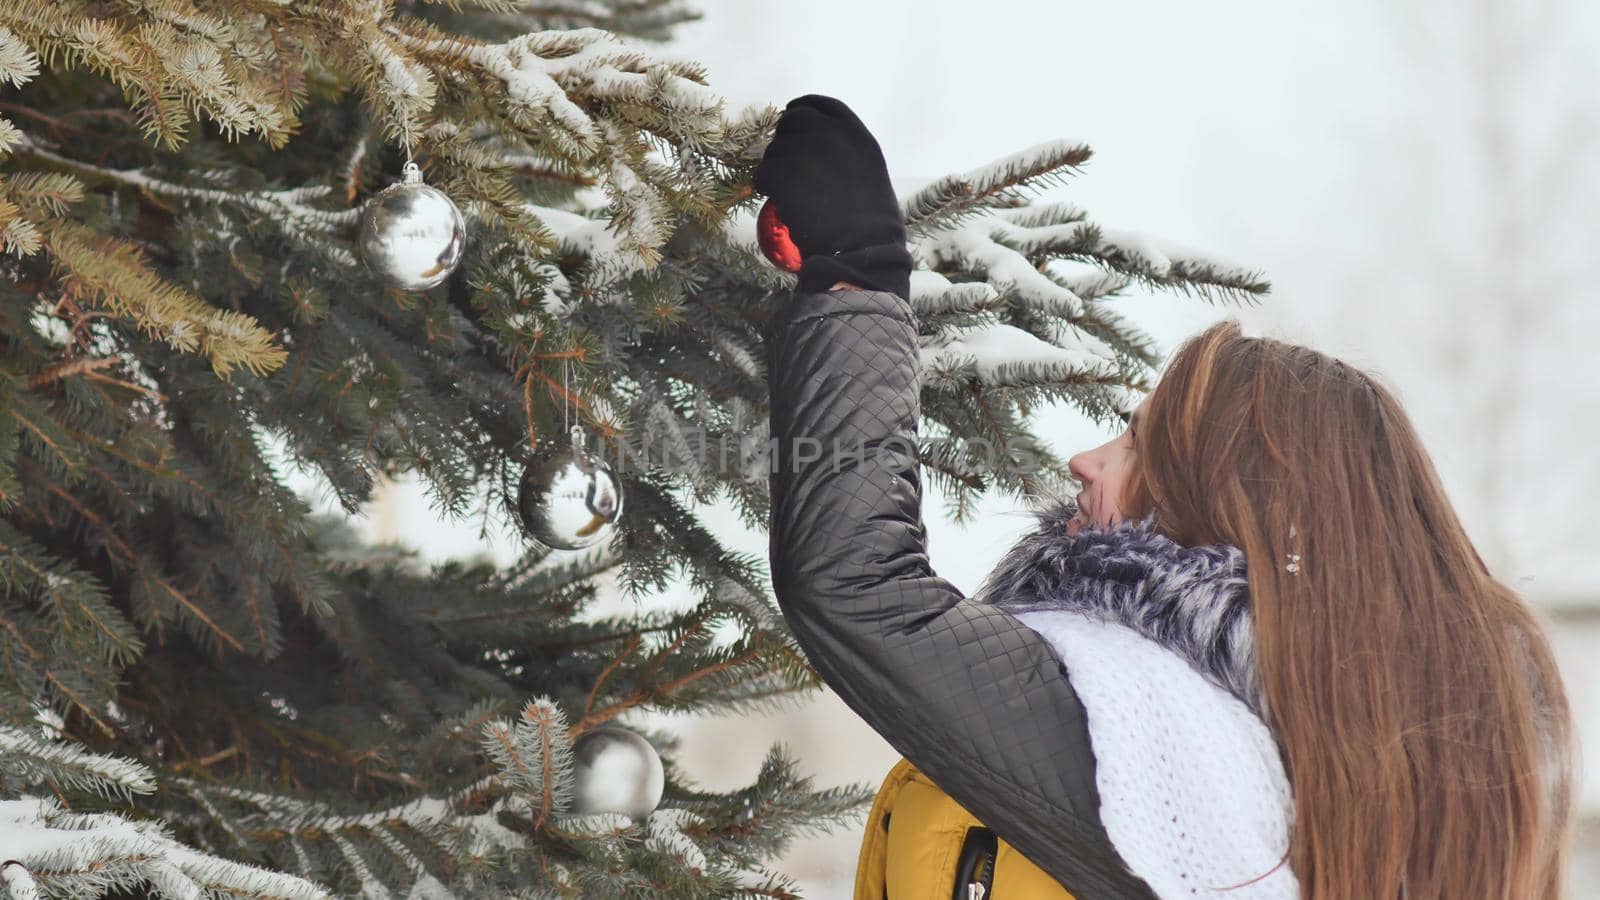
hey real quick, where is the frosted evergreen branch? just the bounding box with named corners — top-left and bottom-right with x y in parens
top-left (642, 387), bottom-right (707, 487)
top-left (181, 779), bottom-right (256, 857)
top-left (0, 797), bottom-right (330, 899)
top-left (915, 220), bottom-right (1088, 317)
top-left (917, 437), bottom-right (991, 503)
top-left (479, 545), bottom-right (621, 603)
top-left (913, 205), bottom-right (1269, 336)
top-left (0, 27), bottom-right (40, 89)
top-left (916, 318), bottom-right (1135, 392)
top-left (167, 778), bottom-right (518, 892)
top-left (1044, 262), bottom-right (1134, 303)
top-left (984, 216), bottom-right (1099, 260)
top-left (369, 824), bottom-right (428, 881)
top-left (995, 200), bottom-right (1090, 230)
top-left (480, 698), bottom-right (575, 827)
top-left (5, 171), bottom-right (85, 223)
top-left (0, 5), bottom-right (297, 149)
top-left (0, 727), bottom-right (155, 801)
top-left (528, 202), bottom-right (656, 289)
top-left (0, 174), bottom-right (289, 378)
top-left (1069, 302), bottom-right (1165, 371)
top-left (703, 323), bottom-right (762, 381)
top-left (908, 273), bottom-right (1002, 317)
top-left (173, 778), bottom-right (467, 841)
top-left (901, 139), bottom-right (1092, 233)
top-left (382, 25), bottom-right (722, 157)
top-left (10, 134), bottom-right (359, 264)
top-left (1085, 226), bottom-right (1271, 301)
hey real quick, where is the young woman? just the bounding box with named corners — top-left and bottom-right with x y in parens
top-left (757, 95), bottom-right (1575, 899)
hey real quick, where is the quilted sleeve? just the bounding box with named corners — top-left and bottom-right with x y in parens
top-left (764, 288), bottom-right (1157, 899)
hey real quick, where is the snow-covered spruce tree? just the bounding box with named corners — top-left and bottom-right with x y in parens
top-left (0, 0), bottom-right (1267, 896)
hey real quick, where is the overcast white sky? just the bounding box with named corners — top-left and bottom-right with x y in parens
top-left (310, 1), bottom-right (1600, 894)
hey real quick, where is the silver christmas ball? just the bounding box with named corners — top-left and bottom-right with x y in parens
top-left (517, 440), bottom-right (624, 550)
top-left (569, 727), bottom-right (664, 819)
top-left (357, 162), bottom-right (465, 291)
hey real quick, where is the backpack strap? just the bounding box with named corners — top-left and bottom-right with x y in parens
top-left (853, 758), bottom-right (916, 900)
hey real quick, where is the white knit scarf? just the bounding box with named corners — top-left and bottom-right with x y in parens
top-left (975, 498), bottom-right (1301, 899)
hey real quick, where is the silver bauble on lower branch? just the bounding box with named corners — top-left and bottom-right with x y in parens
top-left (517, 431), bottom-right (624, 550)
top-left (357, 161), bottom-right (466, 291)
top-left (569, 727), bottom-right (664, 819)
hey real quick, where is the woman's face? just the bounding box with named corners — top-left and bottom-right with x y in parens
top-left (1066, 396), bottom-right (1151, 533)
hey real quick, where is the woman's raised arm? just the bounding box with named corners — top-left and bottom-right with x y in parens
top-left (764, 284), bottom-right (1155, 899)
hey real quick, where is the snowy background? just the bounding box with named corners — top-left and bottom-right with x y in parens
top-left (291, 0), bottom-right (1600, 895)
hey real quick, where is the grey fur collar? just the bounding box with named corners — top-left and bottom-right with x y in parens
top-left (975, 497), bottom-right (1269, 721)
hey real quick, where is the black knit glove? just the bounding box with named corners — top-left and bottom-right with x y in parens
top-left (753, 95), bottom-right (913, 300)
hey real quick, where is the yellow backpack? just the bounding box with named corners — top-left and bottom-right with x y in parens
top-left (853, 758), bottom-right (1078, 900)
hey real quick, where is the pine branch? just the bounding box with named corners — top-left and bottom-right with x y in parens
top-left (481, 698), bottom-right (574, 829)
top-left (0, 796), bottom-right (331, 899)
top-left (0, 5), bottom-right (298, 149)
top-left (13, 134), bottom-right (360, 265)
top-left (677, 746), bottom-right (873, 870)
top-left (902, 139), bottom-right (1092, 233)
top-left (0, 726), bottom-right (154, 800)
top-left (25, 218), bottom-right (288, 378)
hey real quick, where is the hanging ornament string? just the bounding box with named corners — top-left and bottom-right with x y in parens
top-left (564, 355), bottom-right (587, 452)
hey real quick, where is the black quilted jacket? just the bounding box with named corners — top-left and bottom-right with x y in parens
top-left (765, 287), bottom-right (1159, 899)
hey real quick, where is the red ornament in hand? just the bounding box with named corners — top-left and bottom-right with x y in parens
top-left (757, 198), bottom-right (803, 273)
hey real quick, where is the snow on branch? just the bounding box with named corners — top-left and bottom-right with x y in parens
top-left (901, 139), bottom-right (1092, 233)
top-left (0, 727), bottom-right (154, 801)
top-left (916, 219), bottom-right (1088, 318)
top-left (528, 202), bottom-right (656, 293)
top-left (919, 322), bottom-right (1119, 388)
top-left (12, 134), bottom-right (359, 264)
top-left (1105, 384), bottom-right (1145, 416)
top-left (0, 862), bottom-right (37, 900)
top-left (388, 26), bottom-right (722, 159)
top-left (984, 216), bottom-right (1098, 260)
top-left (995, 200), bottom-right (1089, 230)
top-left (594, 121), bottom-right (673, 268)
top-left (909, 271), bottom-right (1001, 317)
top-left (0, 797), bottom-right (329, 899)
top-left (910, 199), bottom-right (1267, 317)
top-left (1087, 227), bottom-right (1270, 298)
top-left (1044, 261), bottom-right (1133, 303)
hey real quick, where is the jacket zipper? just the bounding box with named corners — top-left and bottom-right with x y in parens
top-left (953, 826), bottom-right (998, 900)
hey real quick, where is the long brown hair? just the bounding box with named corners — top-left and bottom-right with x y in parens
top-left (1124, 319), bottom-right (1575, 899)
